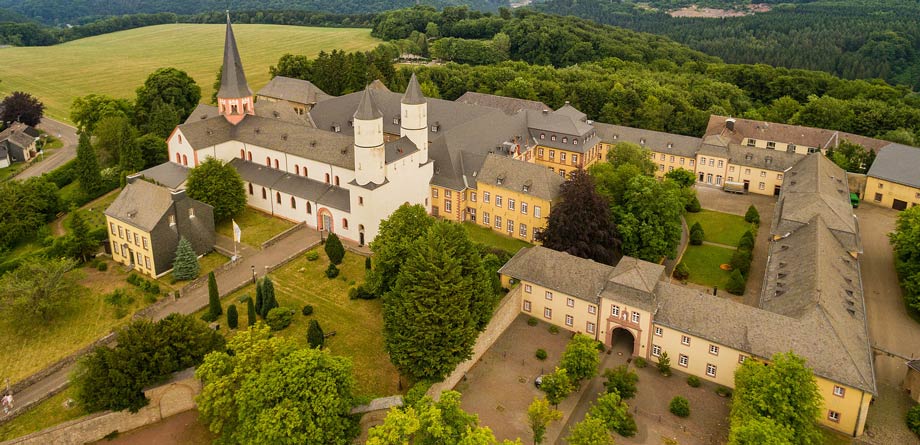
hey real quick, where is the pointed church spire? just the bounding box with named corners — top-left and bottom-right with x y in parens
top-left (354, 86), bottom-right (383, 120)
top-left (402, 73), bottom-right (426, 105)
top-left (217, 12), bottom-right (252, 100)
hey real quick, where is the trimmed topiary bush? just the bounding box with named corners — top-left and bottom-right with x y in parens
top-left (305, 250), bottom-right (319, 261)
top-left (689, 222), bottom-right (704, 245)
top-left (726, 269), bottom-right (747, 295)
top-left (548, 325), bottom-right (559, 334)
top-left (527, 317), bottom-right (538, 326)
top-left (325, 263), bottom-right (339, 279)
top-left (226, 304), bottom-right (238, 329)
top-left (738, 230), bottom-right (755, 250)
top-left (730, 248), bottom-right (753, 275)
top-left (687, 375), bottom-right (701, 387)
top-left (686, 195), bottom-right (701, 213)
top-left (324, 233), bottom-right (345, 265)
top-left (536, 349), bottom-right (548, 360)
top-left (633, 357), bottom-right (647, 368)
top-left (307, 319), bottom-right (325, 349)
top-left (265, 307), bottom-right (293, 331)
top-left (716, 386), bottom-right (733, 398)
top-left (302, 305), bottom-right (314, 316)
top-left (669, 396), bottom-right (690, 417)
top-left (745, 205), bottom-right (760, 224)
top-left (673, 262), bottom-right (690, 280)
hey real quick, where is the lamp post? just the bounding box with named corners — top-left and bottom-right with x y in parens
top-left (251, 265), bottom-right (256, 285)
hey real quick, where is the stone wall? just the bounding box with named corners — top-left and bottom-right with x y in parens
top-left (261, 221), bottom-right (306, 250)
top-left (1, 369), bottom-right (200, 445)
top-left (427, 286), bottom-right (523, 398)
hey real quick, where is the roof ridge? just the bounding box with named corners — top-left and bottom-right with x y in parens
top-left (813, 297), bottom-right (872, 390)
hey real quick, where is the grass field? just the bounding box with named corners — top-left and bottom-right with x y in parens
top-left (216, 207), bottom-right (295, 247)
top-left (679, 244), bottom-right (735, 289)
top-left (207, 249), bottom-right (399, 398)
top-left (0, 24), bottom-right (380, 122)
top-left (0, 387), bottom-right (85, 441)
top-left (463, 222), bottom-right (532, 255)
top-left (685, 209), bottom-right (753, 247)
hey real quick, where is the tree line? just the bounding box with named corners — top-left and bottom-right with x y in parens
top-left (535, 0), bottom-right (920, 90)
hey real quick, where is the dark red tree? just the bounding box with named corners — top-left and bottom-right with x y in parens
top-left (538, 169), bottom-right (621, 265)
top-left (1, 91), bottom-right (44, 127)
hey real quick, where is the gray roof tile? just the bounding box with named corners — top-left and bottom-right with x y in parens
top-left (594, 123), bottom-right (701, 158)
top-left (217, 16), bottom-right (252, 99)
top-left (104, 179), bottom-right (176, 232)
top-left (476, 154), bottom-right (564, 202)
top-left (455, 92), bottom-right (549, 115)
top-left (138, 162), bottom-right (190, 190)
top-left (401, 73), bottom-right (426, 105)
top-left (229, 158), bottom-right (350, 212)
top-left (867, 143), bottom-right (920, 189)
top-left (354, 87), bottom-right (383, 120)
top-left (256, 76), bottom-right (330, 105)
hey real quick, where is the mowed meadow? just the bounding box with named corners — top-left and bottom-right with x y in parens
top-left (0, 24), bottom-right (380, 121)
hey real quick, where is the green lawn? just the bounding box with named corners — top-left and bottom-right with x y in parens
top-left (0, 24), bottom-right (380, 122)
top-left (60, 189), bottom-right (120, 233)
top-left (206, 250), bottom-right (399, 398)
top-left (679, 244), bottom-right (735, 289)
top-left (685, 209), bottom-right (754, 247)
top-left (462, 222), bottom-right (532, 255)
top-left (156, 251), bottom-right (230, 292)
top-left (0, 387), bottom-right (85, 441)
top-left (216, 207), bottom-right (295, 247)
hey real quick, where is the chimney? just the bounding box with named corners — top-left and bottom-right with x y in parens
top-left (126, 173), bottom-right (141, 184)
top-left (171, 189), bottom-right (187, 202)
top-left (726, 118), bottom-right (736, 132)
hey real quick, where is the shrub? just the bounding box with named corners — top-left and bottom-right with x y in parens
top-left (324, 233), bottom-right (345, 265)
top-left (689, 222), bottom-right (704, 245)
top-left (596, 341), bottom-right (606, 352)
top-left (686, 195), bottom-right (701, 213)
top-left (744, 205), bottom-right (760, 224)
top-left (716, 386), bottom-right (733, 398)
top-left (669, 396), bottom-right (690, 417)
top-left (548, 325), bottom-right (559, 334)
top-left (365, 257), bottom-right (371, 270)
top-left (200, 312), bottom-right (218, 323)
top-left (603, 365), bottom-right (638, 399)
top-left (404, 380), bottom-right (432, 407)
top-left (126, 274), bottom-right (140, 286)
top-left (657, 351), bottom-right (671, 376)
top-left (527, 317), bottom-right (538, 326)
top-left (96, 261), bottom-right (108, 271)
top-left (325, 263), bottom-right (339, 279)
top-left (305, 250), bottom-right (319, 261)
top-left (633, 357), bottom-right (647, 368)
top-left (265, 307), bottom-right (293, 331)
top-left (687, 375), bottom-right (701, 387)
top-left (226, 304), bottom-right (238, 329)
top-left (730, 247), bottom-right (752, 275)
top-left (738, 230), bottom-right (755, 250)
top-left (302, 305), bottom-right (314, 316)
top-left (307, 319), bottom-right (324, 349)
top-left (726, 269), bottom-right (747, 295)
top-left (536, 349), bottom-right (548, 360)
top-left (673, 262), bottom-right (690, 280)
top-left (906, 404), bottom-right (920, 435)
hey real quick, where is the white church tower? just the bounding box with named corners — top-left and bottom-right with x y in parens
top-left (353, 87), bottom-right (386, 186)
top-left (400, 73), bottom-right (428, 161)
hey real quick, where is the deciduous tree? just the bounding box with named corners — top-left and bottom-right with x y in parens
top-left (665, 168), bottom-right (697, 188)
top-left (614, 175), bottom-right (684, 262)
top-left (134, 67), bottom-right (201, 129)
top-left (528, 397), bottom-right (562, 445)
top-left (540, 367), bottom-right (573, 407)
top-left (0, 257), bottom-right (77, 322)
top-left (602, 365), bottom-right (638, 399)
top-left (185, 157), bottom-right (245, 222)
top-left (565, 415), bottom-right (612, 445)
top-left (135, 133), bottom-right (168, 168)
top-left (607, 141), bottom-right (656, 176)
top-left (0, 91), bottom-right (43, 126)
top-left (891, 207), bottom-right (920, 311)
top-left (92, 115), bottom-right (135, 167)
top-left (589, 391), bottom-right (637, 437)
top-left (70, 94), bottom-right (133, 135)
top-left (560, 334), bottom-right (600, 384)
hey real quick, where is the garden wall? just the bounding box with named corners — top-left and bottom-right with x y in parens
top-left (427, 286), bottom-right (523, 399)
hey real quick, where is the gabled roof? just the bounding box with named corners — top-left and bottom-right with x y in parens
top-left (594, 123), bottom-right (701, 158)
top-left (229, 158), bottom-right (350, 212)
top-left (705, 115), bottom-right (887, 152)
top-left (104, 179), bottom-right (178, 232)
top-left (553, 103), bottom-right (587, 123)
top-left (256, 76), bottom-right (330, 105)
top-left (476, 154), bottom-right (564, 202)
top-left (138, 162), bottom-right (190, 190)
top-left (602, 257), bottom-right (664, 312)
top-left (354, 87), bottom-right (383, 121)
top-left (525, 108), bottom-right (593, 137)
top-left (217, 15), bottom-right (252, 99)
top-left (455, 92), bottom-right (549, 115)
top-left (0, 122), bottom-right (36, 150)
top-left (726, 144), bottom-right (802, 171)
top-left (385, 137), bottom-right (419, 164)
top-left (499, 246), bottom-right (613, 304)
top-left (401, 73), bottom-right (426, 105)
top-left (867, 143), bottom-right (920, 189)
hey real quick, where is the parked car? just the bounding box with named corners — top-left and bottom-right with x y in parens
top-left (534, 374), bottom-right (544, 388)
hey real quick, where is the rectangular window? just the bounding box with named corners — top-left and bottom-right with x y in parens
top-left (565, 315), bottom-right (574, 326)
top-left (549, 150), bottom-right (555, 160)
top-left (670, 156), bottom-right (675, 162)
top-left (874, 193), bottom-right (882, 202)
top-left (521, 202), bottom-right (528, 214)
top-left (689, 160), bottom-right (695, 166)
top-left (520, 224), bottom-right (527, 237)
top-left (759, 182), bottom-right (766, 190)
top-left (545, 291), bottom-right (553, 301)
top-left (470, 192), bottom-right (477, 202)
top-left (655, 327), bottom-right (663, 336)
top-left (484, 192), bottom-right (490, 203)
top-left (432, 188), bottom-right (438, 198)
top-left (144, 256), bottom-right (150, 269)
top-left (681, 335), bottom-right (690, 346)
top-left (508, 199), bottom-right (515, 211)
top-left (745, 168), bottom-right (751, 175)
top-left (588, 305), bottom-right (596, 315)
top-left (572, 154), bottom-right (578, 164)
top-left (767, 141), bottom-right (776, 149)
top-left (134, 233), bottom-right (139, 245)
top-left (828, 411), bottom-right (840, 423)
top-left (538, 148), bottom-right (544, 157)
top-left (507, 220), bottom-right (514, 234)
top-left (709, 345), bottom-right (720, 355)
top-left (631, 312), bottom-right (640, 323)
top-left (126, 229), bottom-right (131, 242)
top-left (523, 300), bottom-right (531, 312)
top-left (586, 322), bottom-right (595, 334)
top-left (534, 206), bottom-right (542, 218)
top-left (833, 386), bottom-right (845, 397)
top-left (118, 226), bottom-right (123, 238)
top-left (652, 345), bottom-right (661, 357)
top-left (566, 297), bottom-right (575, 308)
top-left (544, 308), bottom-right (552, 319)
top-left (110, 222), bottom-right (116, 235)
top-left (445, 190), bottom-right (452, 199)
top-left (495, 195), bottom-right (502, 207)
top-left (760, 171), bottom-right (766, 177)
top-left (718, 160), bottom-right (724, 168)
top-left (709, 159), bottom-right (714, 167)
top-left (747, 139), bottom-right (756, 147)
top-left (730, 166), bottom-right (735, 172)
top-left (680, 158), bottom-right (685, 165)
top-left (611, 305), bottom-right (620, 316)
top-left (660, 153), bottom-right (665, 160)
top-left (112, 241), bottom-right (118, 254)
top-left (143, 237), bottom-right (148, 249)
top-left (706, 363), bottom-right (717, 377)
top-left (525, 284), bottom-right (532, 293)
top-left (494, 216), bottom-right (502, 228)
top-left (678, 354), bottom-right (689, 367)
top-left (445, 200), bottom-right (452, 212)
top-left (561, 152), bottom-right (567, 161)
top-left (136, 252), bottom-right (142, 265)
top-left (560, 169), bottom-right (566, 177)
top-left (739, 355), bottom-right (747, 364)
top-left (483, 213), bottom-right (490, 225)
top-left (777, 174), bottom-right (783, 180)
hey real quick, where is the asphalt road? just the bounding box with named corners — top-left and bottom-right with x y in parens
top-left (15, 117), bottom-right (78, 180)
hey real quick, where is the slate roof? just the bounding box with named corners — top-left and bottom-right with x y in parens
top-left (908, 360), bottom-right (920, 373)
top-left (138, 162), bottom-right (190, 190)
top-left (476, 154), bottom-right (564, 202)
top-left (385, 136), bottom-right (419, 164)
top-left (402, 73), bottom-right (426, 105)
top-left (602, 257), bottom-right (664, 312)
top-left (594, 123), bottom-right (701, 158)
top-left (177, 114), bottom-right (354, 170)
top-left (499, 246), bottom-right (614, 304)
top-left (705, 115), bottom-right (887, 152)
top-left (104, 179), bottom-right (177, 232)
top-left (229, 158), bottom-right (350, 212)
top-left (455, 92), bottom-right (549, 115)
top-left (354, 87), bottom-right (383, 120)
top-left (867, 143), bottom-right (920, 189)
top-left (726, 144), bottom-right (803, 171)
top-left (256, 76), bottom-right (330, 105)
top-left (0, 122), bottom-right (36, 150)
top-left (772, 154), bottom-right (860, 253)
top-left (526, 108), bottom-right (593, 137)
top-left (217, 16), bottom-right (252, 99)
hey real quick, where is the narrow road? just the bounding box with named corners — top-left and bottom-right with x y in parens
top-left (15, 118), bottom-right (78, 180)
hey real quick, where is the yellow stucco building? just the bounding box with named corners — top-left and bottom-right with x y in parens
top-left (865, 143), bottom-right (920, 211)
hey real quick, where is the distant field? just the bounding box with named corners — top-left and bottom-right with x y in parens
top-left (0, 24), bottom-right (379, 122)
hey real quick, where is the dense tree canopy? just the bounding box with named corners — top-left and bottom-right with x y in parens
top-left (186, 157), bottom-right (246, 222)
top-left (539, 170), bottom-right (621, 265)
top-left (134, 67), bottom-right (200, 130)
top-left (367, 204), bottom-right (435, 297)
top-left (0, 177), bottom-right (62, 250)
top-left (0, 257), bottom-right (76, 322)
top-left (70, 94), bottom-right (134, 135)
top-left (0, 91), bottom-right (44, 126)
top-left (196, 324), bottom-right (357, 445)
top-left (891, 206), bottom-right (920, 313)
top-left (614, 175), bottom-right (685, 262)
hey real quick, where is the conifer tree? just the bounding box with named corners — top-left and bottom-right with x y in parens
top-left (539, 169), bottom-right (621, 265)
top-left (75, 132), bottom-right (102, 197)
top-left (325, 233), bottom-right (345, 265)
top-left (745, 205), bottom-right (760, 225)
top-left (246, 296), bottom-right (256, 326)
top-left (226, 304), bottom-right (238, 329)
top-left (260, 277), bottom-right (278, 318)
top-left (66, 210), bottom-right (97, 262)
top-left (255, 281), bottom-right (264, 319)
top-left (207, 271), bottom-right (221, 318)
top-left (307, 319), bottom-right (325, 349)
top-left (727, 269), bottom-right (747, 295)
top-left (172, 237), bottom-right (199, 280)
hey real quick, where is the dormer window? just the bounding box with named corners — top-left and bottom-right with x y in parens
top-left (562, 137), bottom-right (567, 143)
top-left (612, 134), bottom-right (618, 140)
top-left (332, 124), bottom-right (341, 133)
top-left (393, 117), bottom-right (400, 125)
top-left (496, 176), bottom-right (504, 185)
top-left (667, 143), bottom-right (673, 149)
top-left (747, 139), bottom-right (756, 147)
top-left (745, 153), bottom-right (753, 161)
top-left (431, 123), bottom-right (440, 132)
top-left (551, 135), bottom-right (556, 141)
top-left (540, 133), bottom-right (545, 140)
top-left (573, 139), bottom-right (578, 145)
top-left (188, 208), bottom-right (196, 218)
top-left (765, 156), bottom-right (773, 164)
top-left (169, 215), bottom-right (176, 226)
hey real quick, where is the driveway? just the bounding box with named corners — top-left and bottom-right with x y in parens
top-left (16, 118), bottom-right (78, 180)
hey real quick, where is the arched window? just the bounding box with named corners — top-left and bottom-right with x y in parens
top-left (261, 187), bottom-right (266, 199)
top-left (295, 165), bottom-right (300, 175)
top-left (247, 151), bottom-right (252, 161)
top-left (248, 183), bottom-right (253, 195)
top-left (175, 153), bottom-right (181, 163)
top-left (276, 192), bottom-right (281, 204)
top-left (325, 173), bottom-right (330, 184)
top-left (182, 155), bottom-right (188, 166)
top-left (302, 167), bottom-right (308, 177)
top-left (334, 176), bottom-right (340, 186)
top-left (240, 149), bottom-right (245, 159)
top-left (266, 157), bottom-right (271, 166)
top-left (290, 197), bottom-right (296, 209)
top-left (342, 218), bottom-right (349, 229)
top-left (306, 202), bottom-right (312, 214)
top-left (178, 134), bottom-right (182, 143)
top-left (274, 159), bottom-right (279, 169)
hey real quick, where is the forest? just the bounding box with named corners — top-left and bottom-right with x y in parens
top-left (535, 0), bottom-right (920, 89)
top-left (0, 0), bottom-right (507, 25)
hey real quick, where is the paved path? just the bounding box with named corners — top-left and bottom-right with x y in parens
top-left (3, 225), bottom-right (320, 422)
top-left (701, 240), bottom-right (736, 250)
top-left (16, 118), bottom-right (78, 180)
